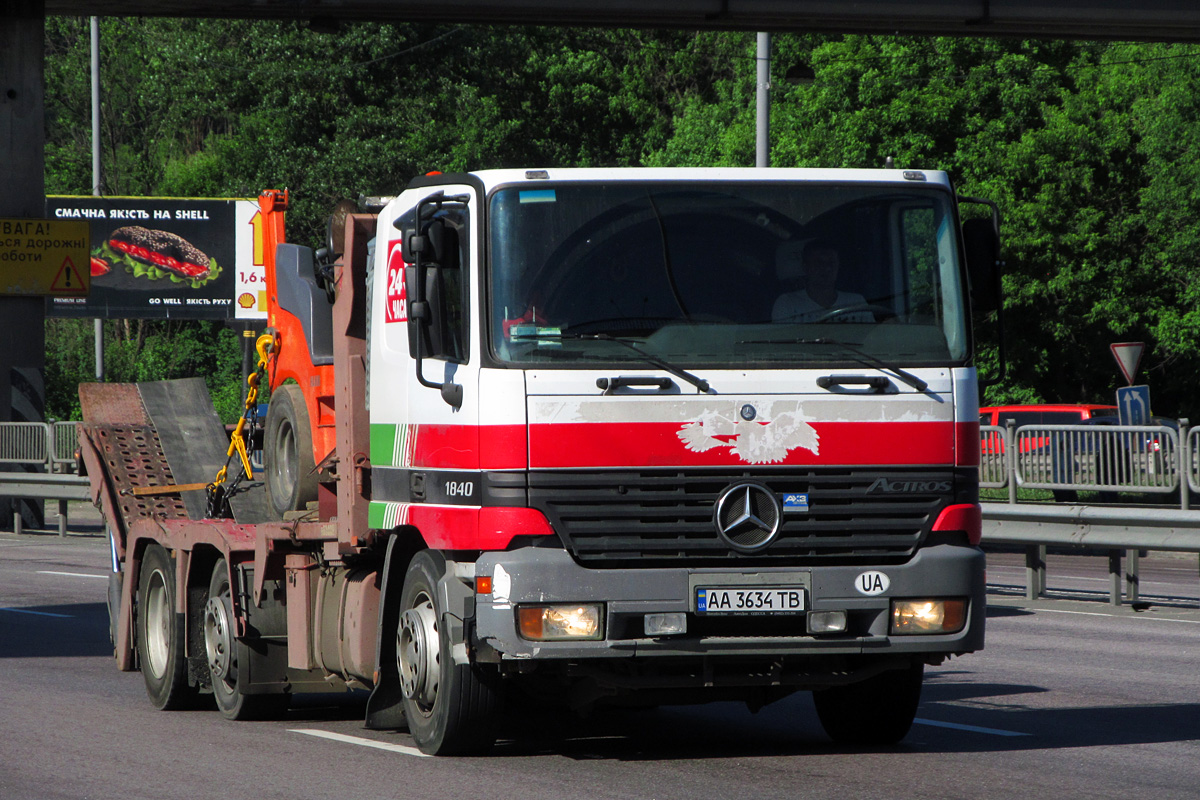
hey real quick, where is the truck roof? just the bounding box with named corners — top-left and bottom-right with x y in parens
top-left (427, 167), bottom-right (954, 193)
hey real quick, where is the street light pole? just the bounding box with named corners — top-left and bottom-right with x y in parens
top-left (91, 16), bottom-right (104, 380)
top-left (755, 32), bottom-right (771, 168)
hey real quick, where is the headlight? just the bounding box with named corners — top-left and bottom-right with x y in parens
top-left (890, 599), bottom-right (967, 635)
top-left (516, 604), bottom-right (604, 641)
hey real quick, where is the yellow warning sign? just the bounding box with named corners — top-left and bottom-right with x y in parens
top-left (0, 218), bottom-right (90, 296)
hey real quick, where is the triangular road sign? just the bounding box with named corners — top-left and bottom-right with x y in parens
top-left (1110, 341), bottom-right (1144, 386)
top-left (51, 256), bottom-right (87, 294)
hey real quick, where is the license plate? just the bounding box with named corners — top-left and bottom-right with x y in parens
top-left (695, 586), bottom-right (806, 615)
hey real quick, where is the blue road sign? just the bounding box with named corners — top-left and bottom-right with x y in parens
top-left (1117, 385), bottom-right (1151, 425)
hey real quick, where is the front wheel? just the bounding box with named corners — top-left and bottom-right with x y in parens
top-left (812, 662), bottom-right (924, 745)
top-left (137, 544), bottom-right (198, 710)
top-left (204, 558), bottom-right (289, 720)
top-left (397, 551), bottom-right (501, 755)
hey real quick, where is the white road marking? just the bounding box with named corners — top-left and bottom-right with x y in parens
top-left (1035, 608), bottom-right (1200, 624)
top-left (289, 729), bottom-right (430, 757)
top-left (989, 572), bottom-right (1116, 586)
top-left (37, 570), bottom-right (109, 580)
top-left (0, 607), bottom-right (73, 618)
top-left (914, 718), bottom-right (1030, 737)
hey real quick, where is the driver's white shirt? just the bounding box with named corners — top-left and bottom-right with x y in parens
top-left (772, 289), bottom-right (871, 323)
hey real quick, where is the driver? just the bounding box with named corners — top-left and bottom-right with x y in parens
top-left (772, 239), bottom-right (872, 323)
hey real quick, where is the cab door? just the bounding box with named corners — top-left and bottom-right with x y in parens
top-left (369, 183), bottom-right (493, 541)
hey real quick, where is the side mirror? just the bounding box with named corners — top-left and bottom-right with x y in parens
top-left (403, 192), bottom-right (470, 410)
top-left (962, 217), bottom-right (1001, 313)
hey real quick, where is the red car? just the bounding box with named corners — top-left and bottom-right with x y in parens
top-left (979, 404), bottom-right (1119, 454)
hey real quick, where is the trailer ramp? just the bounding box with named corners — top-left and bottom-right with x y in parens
top-left (79, 378), bottom-right (270, 534)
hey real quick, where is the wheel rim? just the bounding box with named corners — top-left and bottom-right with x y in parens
top-left (204, 594), bottom-right (233, 682)
top-left (277, 420), bottom-right (297, 496)
top-left (397, 592), bottom-right (440, 713)
top-left (143, 568), bottom-right (171, 678)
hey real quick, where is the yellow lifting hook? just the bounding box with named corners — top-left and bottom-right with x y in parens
top-left (210, 333), bottom-right (276, 491)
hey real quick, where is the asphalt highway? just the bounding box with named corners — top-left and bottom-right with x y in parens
top-left (2, 521), bottom-right (1198, 800)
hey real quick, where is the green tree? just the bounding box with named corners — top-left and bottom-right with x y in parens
top-left (647, 34), bottom-right (1200, 417)
top-left (45, 20), bottom-right (1200, 420)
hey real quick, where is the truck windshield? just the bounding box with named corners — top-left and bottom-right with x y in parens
top-left (488, 181), bottom-right (969, 367)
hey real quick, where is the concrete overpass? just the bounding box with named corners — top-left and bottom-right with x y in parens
top-left (32, 1), bottom-right (1200, 42)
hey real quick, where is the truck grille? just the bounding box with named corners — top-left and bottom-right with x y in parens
top-left (527, 468), bottom-right (954, 567)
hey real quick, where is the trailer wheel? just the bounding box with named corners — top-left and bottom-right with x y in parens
top-left (264, 384), bottom-right (318, 519)
top-left (812, 662), bottom-right (924, 745)
top-left (136, 544), bottom-right (198, 710)
top-left (397, 551), bottom-right (501, 755)
top-left (204, 558), bottom-right (289, 720)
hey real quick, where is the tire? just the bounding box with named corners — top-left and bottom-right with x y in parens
top-left (204, 558), bottom-right (289, 720)
top-left (813, 662), bottom-right (924, 745)
top-left (136, 544), bottom-right (198, 710)
top-left (397, 551), bottom-right (501, 755)
top-left (264, 384), bottom-right (318, 519)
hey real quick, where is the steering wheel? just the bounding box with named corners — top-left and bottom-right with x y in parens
top-left (811, 303), bottom-right (893, 323)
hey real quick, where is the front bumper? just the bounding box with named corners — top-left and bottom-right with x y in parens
top-left (472, 543), bottom-right (985, 661)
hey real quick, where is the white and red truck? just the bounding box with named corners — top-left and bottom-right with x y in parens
top-left (79, 168), bottom-right (998, 755)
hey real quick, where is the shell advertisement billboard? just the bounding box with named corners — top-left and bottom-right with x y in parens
top-left (45, 196), bottom-right (268, 320)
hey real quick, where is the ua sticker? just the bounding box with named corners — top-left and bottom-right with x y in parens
top-left (855, 570), bottom-right (890, 596)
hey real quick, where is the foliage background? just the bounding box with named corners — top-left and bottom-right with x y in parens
top-left (43, 20), bottom-right (1200, 420)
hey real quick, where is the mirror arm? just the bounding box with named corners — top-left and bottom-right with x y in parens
top-left (959, 194), bottom-right (1007, 390)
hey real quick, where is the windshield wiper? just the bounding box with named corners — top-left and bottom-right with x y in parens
top-left (739, 336), bottom-right (928, 392)
top-left (512, 331), bottom-right (714, 393)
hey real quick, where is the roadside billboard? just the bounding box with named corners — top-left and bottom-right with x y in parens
top-left (44, 196), bottom-right (267, 321)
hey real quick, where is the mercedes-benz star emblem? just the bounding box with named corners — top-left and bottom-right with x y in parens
top-left (740, 404), bottom-right (757, 421)
top-left (714, 482), bottom-right (781, 552)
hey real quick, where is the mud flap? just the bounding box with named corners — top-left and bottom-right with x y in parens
top-left (365, 535), bottom-right (409, 730)
top-left (107, 571), bottom-right (122, 649)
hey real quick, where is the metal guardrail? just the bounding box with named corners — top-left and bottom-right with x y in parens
top-left (0, 472), bottom-right (91, 501)
top-left (980, 501), bottom-right (1200, 607)
top-left (0, 472), bottom-right (90, 536)
top-left (0, 421), bottom-right (85, 536)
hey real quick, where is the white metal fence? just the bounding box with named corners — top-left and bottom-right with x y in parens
top-left (980, 421), bottom-right (1188, 499)
top-left (0, 421), bottom-right (79, 473)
